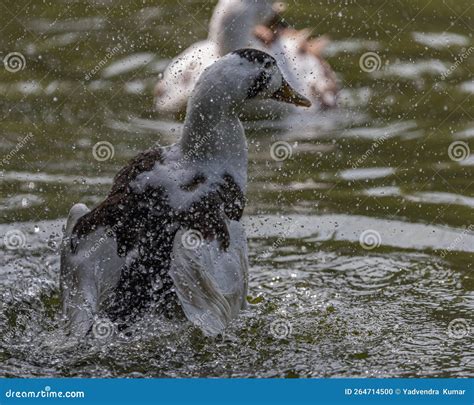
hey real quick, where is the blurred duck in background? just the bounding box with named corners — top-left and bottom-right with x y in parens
top-left (154, 0), bottom-right (338, 119)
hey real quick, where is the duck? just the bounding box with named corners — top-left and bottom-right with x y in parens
top-left (60, 48), bottom-right (311, 337)
top-left (154, 0), bottom-right (337, 119)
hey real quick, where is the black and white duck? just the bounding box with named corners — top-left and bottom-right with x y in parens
top-left (60, 49), bottom-right (310, 338)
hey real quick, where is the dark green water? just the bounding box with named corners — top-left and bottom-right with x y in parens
top-left (0, 0), bottom-right (473, 377)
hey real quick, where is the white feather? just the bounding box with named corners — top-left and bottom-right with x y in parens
top-left (169, 220), bottom-right (248, 336)
top-left (60, 204), bottom-right (124, 335)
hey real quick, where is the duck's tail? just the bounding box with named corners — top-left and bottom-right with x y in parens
top-left (60, 203), bottom-right (95, 337)
top-left (64, 203), bottom-right (90, 236)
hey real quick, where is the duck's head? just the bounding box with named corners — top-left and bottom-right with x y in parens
top-left (190, 48), bottom-right (311, 113)
top-left (183, 48), bottom-right (309, 161)
top-left (209, 0), bottom-right (276, 54)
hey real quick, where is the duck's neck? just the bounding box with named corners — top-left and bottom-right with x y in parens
top-left (208, 0), bottom-right (272, 55)
top-left (180, 89), bottom-right (248, 170)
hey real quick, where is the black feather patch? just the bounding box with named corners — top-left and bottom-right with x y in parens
top-left (233, 48), bottom-right (276, 65)
top-left (247, 70), bottom-right (272, 99)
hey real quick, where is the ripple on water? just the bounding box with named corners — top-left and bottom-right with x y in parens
top-left (0, 194), bottom-right (44, 210)
top-left (0, 216), bottom-right (472, 377)
top-left (377, 59), bottom-right (448, 80)
top-left (412, 32), bottom-right (470, 49)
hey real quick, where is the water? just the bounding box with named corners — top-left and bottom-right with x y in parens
top-left (1, 0), bottom-right (473, 377)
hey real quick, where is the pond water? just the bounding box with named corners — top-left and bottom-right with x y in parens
top-left (0, 0), bottom-right (473, 377)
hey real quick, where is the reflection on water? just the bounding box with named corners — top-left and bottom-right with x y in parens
top-left (0, 0), bottom-right (473, 377)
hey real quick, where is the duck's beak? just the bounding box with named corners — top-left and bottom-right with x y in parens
top-left (271, 78), bottom-right (311, 107)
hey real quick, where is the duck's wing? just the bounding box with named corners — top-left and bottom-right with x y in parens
top-left (104, 170), bottom-right (247, 323)
top-left (67, 149), bottom-right (247, 330)
top-left (72, 146), bottom-right (164, 255)
top-left (168, 173), bottom-right (248, 336)
top-left (60, 147), bottom-right (165, 335)
top-left (154, 40), bottom-right (219, 115)
top-left (170, 220), bottom-right (249, 337)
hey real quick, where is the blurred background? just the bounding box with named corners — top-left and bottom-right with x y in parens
top-left (0, 0), bottom-right (473, 377)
